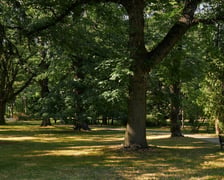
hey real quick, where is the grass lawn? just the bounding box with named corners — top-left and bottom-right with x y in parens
top-left (0, 121), bottom-right (223, 180)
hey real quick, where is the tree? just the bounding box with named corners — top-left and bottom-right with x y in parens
top-left (3, 0), bottom-right (224, 148)
top-left (39, 56), bottom-right (52, 126)
top-left (123, 0), bottom-right (202, 147)
top-left (167, 47), bottom-right (183, 137)
top-left (199, 22), bottom-right (224, 134)
top-left (50, 4), bottom-right (129, 126)
top-left (0, 24), bottom-right (37, 124)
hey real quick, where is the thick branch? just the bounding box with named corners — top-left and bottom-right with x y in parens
top-left (193, 16), bottom-right (224, 25)
top-left (24, 0), bottom-right (123, 36)
top-left (10, 73), bottom-right (36, 100)
top-left (146, 0), bottom-right (202, 70)
top-left (24, 1), bottom-right (83, 36)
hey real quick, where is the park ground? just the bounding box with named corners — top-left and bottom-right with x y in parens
top-left (0, 120), bottom-right (223, 180)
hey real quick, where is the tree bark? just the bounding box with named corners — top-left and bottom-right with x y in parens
top-left (170, 82), bottom-right (183, 137)
top-left (41, 119), bottom-right (52, 126)
top-left (123, 0), bottom-right (148, 148)
top-left (72, 57), bottom-right (87, 125)
top-left (39, 60), bottom-right (51, 126)
top-left (0, 100), bottom-right (7, 125)
top-left (125, 69), bottom-right (148, 148)
top-left (215, 118), bottom-right (220, 135)
top-left (168, 48), bottom-right (183, 137)
top-left (39, 78), bottom-right (50, 98)
top-left (123, 0), bottom-right (200, 146)
top-left (15, 0), bottom-right (201, 146)
top-left (146, 0), bottom-right (201, 69)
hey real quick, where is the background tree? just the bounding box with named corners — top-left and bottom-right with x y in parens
top-left (0, 20), bottom-right (38, 124)
top-left (199, 22), bottom-right (224, 134)
top-left (19, 3), bottom-right (129, 127)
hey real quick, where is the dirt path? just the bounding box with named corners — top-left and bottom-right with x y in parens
top-left (185, 134), bottom-right (219, 144)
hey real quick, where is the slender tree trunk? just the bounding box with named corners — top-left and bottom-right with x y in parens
top-left (41, 119), bottom-right (52, 126)
top-left (0, 100), bottom-right (6, 125)
top-left (39, 78), bottom-right (50, 98)
top-left (39, 77), bottom-right (52, 126)
top-left (215, 81), bottom-right (224, 134)
top-left (39, 79), bottom-right (52, 126)
top-left (169, 48), bottom-right (183, 137)
top-left (111, 117), bottom-right (114, 125)
top-left (72, 57), bottom-right (87, 125)
top-left (39, 59), bottom-right (51, 126)
top-left (102, 116), bottom-right (108, 125)
top-left (170, 83), bottom-right (183, 137)
top-left (215, 118), bottom-right (220, 135)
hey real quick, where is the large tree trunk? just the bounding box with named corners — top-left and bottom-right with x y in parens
top-left (125, 68), bottom-right (148, 148)
top-left (0, 100), bottom-right (6, 125)
top-left (124, 0), bottom-right (148, 148)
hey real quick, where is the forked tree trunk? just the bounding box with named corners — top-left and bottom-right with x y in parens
top-left (122, 0), bottom-right (199, 147)
top-left (124, 0), bottom-right (148, 148)
top-left (0, 100), bottom-right (6, 125)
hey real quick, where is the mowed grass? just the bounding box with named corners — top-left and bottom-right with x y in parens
top-left (0, 121), bottom-right (223, 180)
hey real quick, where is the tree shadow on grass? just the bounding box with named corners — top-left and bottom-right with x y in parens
top-left (141, 137), bottom-right (224, 179)
top-left (0, 125), bottom-right (223, 179)
top-left (101, 136), bottom-right (224, 179)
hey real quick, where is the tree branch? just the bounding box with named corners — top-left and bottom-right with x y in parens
top-left (193, 16), bottom-right (224, 25)
top-left (10, 73), bottom-right (36, 100)
top-left (23, 0), bottom-right (124, 36)
top-left (146, 0), bottom-right (202, 70)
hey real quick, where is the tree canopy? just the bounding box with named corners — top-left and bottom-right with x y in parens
top-left (1, 0), bottom-right (224, 148)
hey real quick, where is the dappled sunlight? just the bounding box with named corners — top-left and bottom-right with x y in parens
top-left (26, 147), bottom-right (102, 157)
top-left (190, 175), bottom-right (224, 180)
top-left (134, 167), bottom-right (194, 180)
top-left (1, 123), bottom-right (224, 179)
top-left (114, 167), bottom-right (146, 179)
top-left (0, 136), bottom-right (123, 145)
top-left (64, 135), bottom-right (123, 142)
top-left (0, 124), bottom-right (142, 144)
top-left (147, 134), bottom-right (170, 139)
top-left (114, 166), bottom-right (195, 180)
top-left (202, 155), bottom-right (224, 168)
top-left (0, 136), bottom-right (37, 141)
top-left (157, 145), bottom-right (205, 149)
top-left (136, 173), bottom-right (166, 180)
top-left (107, 155), bottom-right (139, 160)
top-left (148, 136), bottom-right (206, 149)
top-left (0, 129), bottom-right (14, 132)
top-left (24, 145), bottom-right (121, 158)
top-left (0, 135), bottom-right (64, 142)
